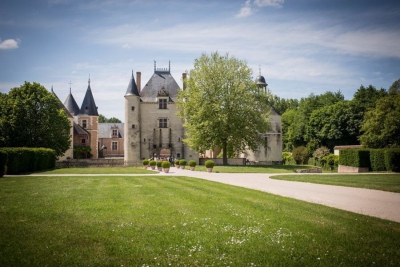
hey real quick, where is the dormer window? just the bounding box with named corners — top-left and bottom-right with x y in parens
top-left (159, 98), bottom-right (167, 109)
top-left (112, 129), bottom-right (118, 137)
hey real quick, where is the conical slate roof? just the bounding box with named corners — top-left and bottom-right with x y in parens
top-left (140, 62), bottom-right (180, 102)
top-left (125, 71), bottom-right (140, 96)
top-left (52, 86), bottom-right (73, 118)
top-left (64, 88), bottom-right (80, 116)
top-left (79, 78), bottom-right (98, 116)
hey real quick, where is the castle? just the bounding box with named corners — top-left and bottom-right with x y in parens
top-left (60, 62), bottom-right (282, 165)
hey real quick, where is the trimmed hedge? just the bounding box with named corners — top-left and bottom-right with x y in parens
top-left (370, 149), bottom-right (387, 172)
top-left (0, 147), bottom-right (56, 174)
top-left (339, 149), bottom-right (371, 168)
top-left (385, 149), bottom-right (400, 173)
top-left (0, 150), bottom-right (8, 177)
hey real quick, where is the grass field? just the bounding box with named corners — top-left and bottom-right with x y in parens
top-left (0, 175), bottom-right (399, 266)
top-left (38, 164), bottom-right (314, 174)
top-left (270, 174), bottom-right (400, 193)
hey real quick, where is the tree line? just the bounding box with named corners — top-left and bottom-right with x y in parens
top-left (268, 78), bottom-right (400, 153)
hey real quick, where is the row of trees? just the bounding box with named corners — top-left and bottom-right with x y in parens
top-left (268, 79), bottom-right (400, 153)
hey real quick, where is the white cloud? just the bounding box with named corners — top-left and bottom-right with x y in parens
top-left (236, 0), bottom-right (254, 18)
top-left (254, 0), bottom-right (284, 8)
top-left (0, 38), bottom-right (19, 50)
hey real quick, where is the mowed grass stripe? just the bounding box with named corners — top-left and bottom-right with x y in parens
top-left (0, 176), bottom-right (399, 266)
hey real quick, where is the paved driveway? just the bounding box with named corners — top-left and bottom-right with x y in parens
top-left (164, 168), bottom-right (400, 223)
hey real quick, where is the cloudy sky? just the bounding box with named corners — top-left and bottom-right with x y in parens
top-left (1, 0), bottom-right (399, 120)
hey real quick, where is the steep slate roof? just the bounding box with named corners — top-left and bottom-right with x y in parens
top-left (140, 62), bottom-right (180, 102)
top-left (51, 86), bottom-right (73, 118)
top-left (125, 71), bottom-right (140, 96)
top-left (98, 123), bottom-right (124, 138)
top-left (73, 122), bottom-right (90, 135)
top-left (79, 78), bottom-right (99, 116)
top-left (63, 88), bottom-right (80, 116)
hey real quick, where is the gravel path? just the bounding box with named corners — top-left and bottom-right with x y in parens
top-left (165, 168), bottom-right (400, 223)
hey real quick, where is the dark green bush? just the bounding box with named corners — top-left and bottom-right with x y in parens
top-left (385, 149), bottom-right (400, 172)
top-left (292, 146), bottom-right (309, 165)
top-left (205, 160), bottom-right (215, 168)
top-left (370, 149), bottom-right (387, 172)
top-left (179, 159), bottom-right (187, 166)
top-left (0, 147), bottom-right (55, 174)
top-left (0, 150), bottom-right (8, 177)
top-left (339, 149), bottom-right (370, 168)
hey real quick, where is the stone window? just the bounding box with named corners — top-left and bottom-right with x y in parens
top-left (159, 99), bottom-right (167, 109)
top-left (131, 106), bottom-right (135, 111)
top-left (112, 129), bottom-right (118, 137)
top-left (159, 118), bottom-right (168, 128)
top-left (82, 120), bottom-right (87, 128)
top-left (112, 141), bottom-right (117, 151)
top-left (81, 138), bottom-right (86, 144)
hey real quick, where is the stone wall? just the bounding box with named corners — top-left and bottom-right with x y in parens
top-left (338, 165), bottom-right (369, 173)
top-left (294, 168), bottom-right (322, 173)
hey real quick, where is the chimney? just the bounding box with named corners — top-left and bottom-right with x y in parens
top-left (136, 72), bottom-right (141, 93)
top-left (182, 72), bottom-right (187, 90)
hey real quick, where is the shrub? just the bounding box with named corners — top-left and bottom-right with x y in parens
top-left (189, 160), bottom-right (197, 167)
top-left (313, 146), bottom-right (330, 161)
top-left (162, 161), bottom-right (171, 168)
top-left (282, 152), bottom-right (296, 165)
top-left (370, 149), bottom-right (387, 171)
top-left (292, 146), bottom-right (309, 165)
top-left (149, 160), bottom-right (156, 166)
top-left (0, 150), bottom-right (8, 177)
top-left (320, 154), bottom-right (338, 171)
top-left (174, 159), bottom-right (180, 165)
top-left (73, 146), bottom-right (93, 159)
top-left (156, 161), bottom-right (162, 167)
top-left (385, 149), bottom-right (400, 172)
top-left (179, 159), bottom-right (187, 166)
top-left (339, 149), bottom-right (370, 168)
top-left (142, 159), bottom-right (149, 166)
top-left (205, 160), bottom-right (215, 168)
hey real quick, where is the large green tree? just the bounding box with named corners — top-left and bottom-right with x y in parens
top-left (0, 82), bottom-right (71, 157)
top-left (99, 114), bottom-right (122, 123)
top-left (360, 91), bottom-right (400, 148)
top-left (177, 52), bottom-right (271, 165)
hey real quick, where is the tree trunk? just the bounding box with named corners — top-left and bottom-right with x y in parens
top-left (222, 140), bottom-right (228, 165)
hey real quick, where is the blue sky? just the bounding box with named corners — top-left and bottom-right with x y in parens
top-left (1, 0), bottom-right (399, 121)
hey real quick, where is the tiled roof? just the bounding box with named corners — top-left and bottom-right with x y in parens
top-left (98, 123), bottom-right (124, 138)
top-left (79, 79), bottom-right (99, 116)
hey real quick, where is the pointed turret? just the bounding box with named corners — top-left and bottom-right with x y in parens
top-left (80, 77), bottom-right (99, 116)
top-left (125, 70), bottom-right (140, 96)
top-left (64, 85), bottom-right (80, 116)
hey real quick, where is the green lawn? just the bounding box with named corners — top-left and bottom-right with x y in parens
top-left (270, 174), bottom-right (400, 192)
top-left (38, 166), bottom-right (157, 174)
top-left (0, 176), bottom-right (399, 266)
top-left (39, 165), bottom-right (314, 174)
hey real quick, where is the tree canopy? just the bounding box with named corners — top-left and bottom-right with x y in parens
top-left (99, 114), bottom-right (122, 123)
top-left (177, 51), bottom-right (271, 165)
top-left (0, 82), bottom-right (71, 157)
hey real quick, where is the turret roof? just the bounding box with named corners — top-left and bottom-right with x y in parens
top-left (64, 88), bottom-right (80, 116)
top-left (125, 71), bottom-right (140, 96)
top-left (79, 78), bottom-right (99, 116)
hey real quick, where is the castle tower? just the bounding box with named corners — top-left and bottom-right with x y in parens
top-left (124, 71), bottom-right (141, 164)
top-left (78, 77), bottom-right (99, 159)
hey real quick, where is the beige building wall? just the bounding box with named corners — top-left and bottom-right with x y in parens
top-left (78, 115), bottom-right (98, 159)
top-left (124, 95), bottom-right (141, 164)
